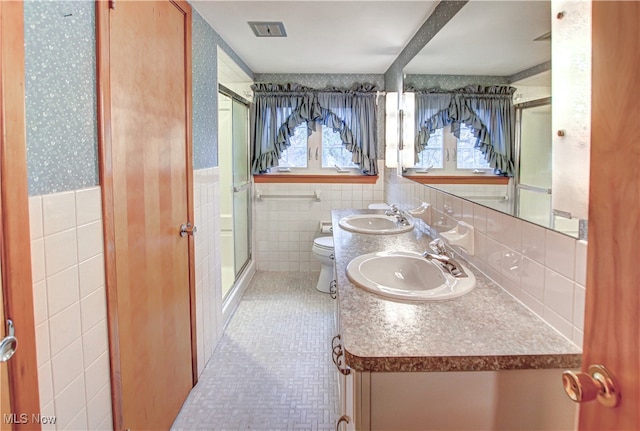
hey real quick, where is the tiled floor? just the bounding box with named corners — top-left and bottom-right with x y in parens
top-left (172, 271), bottom-right (339, 431)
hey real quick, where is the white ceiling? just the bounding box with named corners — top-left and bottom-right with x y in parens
top-left (191, 1), bottom-right (439, 74)
top-left (192, 1), bottom-right (551, 77)
top-left (404, 1), bottom-right (551, 76)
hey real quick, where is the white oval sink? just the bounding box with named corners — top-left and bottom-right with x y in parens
top-left (346, 251), bottom-right (476, 301)
top-left (338, 214), bottom-right (414, 235)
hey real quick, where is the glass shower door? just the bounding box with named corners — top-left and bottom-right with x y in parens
top-left (231, 98), bottom-right (250, 277)
top-left (219, 91), bottom-right (251, 300)
top-left (515, 101), bottom-right (552, 227)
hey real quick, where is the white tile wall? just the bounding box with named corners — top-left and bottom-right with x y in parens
top-left (253, 162), bottom-right (385, 271)
top-left (29, 173), bottom-right (226, 426)
top-left (193, 168), bottom-right (224, 376)
top-left (29, 188), bottom-right (113, 430)
top-left (385, 170), bottom-right (587, 348)
top-left (545, 230), bottom-right (576, 280)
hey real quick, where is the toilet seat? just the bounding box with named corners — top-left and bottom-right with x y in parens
top-left (312, 236), bottom-right (335, 293)
top-left (368, 203), bottom-right (390, 210)
top-left (313, 236), bottom-right (334, 251)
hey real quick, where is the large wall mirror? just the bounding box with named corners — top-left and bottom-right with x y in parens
top-left (399, 0), bottom-right (591, 239)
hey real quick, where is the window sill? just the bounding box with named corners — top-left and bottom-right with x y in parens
top-left (406, 175), bottom-right (509, 185)
top-left (253, 174), bottom-right (379, 184)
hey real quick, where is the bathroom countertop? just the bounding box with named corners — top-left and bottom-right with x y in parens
top-left (331, 209), bottom-right (582, 373)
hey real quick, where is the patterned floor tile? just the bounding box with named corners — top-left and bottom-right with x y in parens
top-left (172, 271), bottom-right (339, 431)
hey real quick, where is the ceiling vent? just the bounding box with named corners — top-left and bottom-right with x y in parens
top-left (534, 31), bottom-right (552, 41)
top-left (248, 21), bottom-right (287, 38)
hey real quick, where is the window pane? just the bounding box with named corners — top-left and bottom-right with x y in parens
top-left (278, 124), bottom-right (308, 168)
top-left (416, 128), bottom-right (443, 168)
top-left (456, 124), bottom-right (491, 169)
top-left (321, 127), bottom-right (358, 168)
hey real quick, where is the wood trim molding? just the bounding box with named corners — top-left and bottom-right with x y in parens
top-left (406, 175), bottom-right (509, 185)
top-left (0, 1), bottom-right (41, 425)
top-left (253, 174), bottom-right (379, 184)
top-left (95, 2), bottom-right (124, 430)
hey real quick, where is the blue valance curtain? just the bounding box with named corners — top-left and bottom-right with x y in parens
top-left (251, 83), bottom-right (378, 175)
top-left (413, 85), bottom-right (516, 176)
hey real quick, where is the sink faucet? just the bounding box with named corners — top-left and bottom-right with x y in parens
top-left (384, 204), bottom-right (400, 217)
top-left (429, 238), bottom-right (448, 255)
top-left (423, 239), bottom-right (468, 278)
top-left (385, 204), bottom-right (410, 226)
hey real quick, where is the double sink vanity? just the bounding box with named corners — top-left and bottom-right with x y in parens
top-left (330, 208), bottom-right (582, 431)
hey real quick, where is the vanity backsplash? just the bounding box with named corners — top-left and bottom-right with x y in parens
top-left (385, 169), bottom-right (586, 348)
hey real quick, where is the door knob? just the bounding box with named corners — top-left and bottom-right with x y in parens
top-left (0, 319), bottom-right (18, 362)
top-left (179, 222), bottom-right (197, 237)
top-left (562, 365), bottom-right (620, 407)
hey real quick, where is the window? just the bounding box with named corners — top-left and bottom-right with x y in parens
top-left (414, 128), bottom-right (444, 169)
top-left (456, 125), bottom-right (491, 170)
top-left (276, 123), bottom-right (358, 172)
top-left (277, 125), bottom-right (308, 168)
top-left (415, 123), bottom-right (491, 173)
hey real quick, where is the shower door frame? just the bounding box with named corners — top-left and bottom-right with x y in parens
top-left (513, 97), bottom-right (553, 225)
top-left (219, 85), bottom-right (252, 295)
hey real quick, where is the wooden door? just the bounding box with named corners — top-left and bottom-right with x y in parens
top-left (1, 277), bottom-right (9, 431)
top-left (0, 1), bottom-right (41, 428)
top-left (97, 1), bottom-right (196, 429)
top-left (580, 1), bottom-right (639, 430)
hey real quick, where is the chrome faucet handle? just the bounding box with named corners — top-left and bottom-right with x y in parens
top-left (429, 238), bottom-right (447, 255)
top-left (445, 257), bottom-right (468, 278)
top-left (396, 210), bottom-right (411, 226)
top-left (385, 204), bottom-right (400, 216)
top-left (423, 251), bottom-right (468, 278)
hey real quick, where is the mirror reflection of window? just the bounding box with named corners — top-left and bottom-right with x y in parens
top-left (456, 125), bottom-right (491, 170)
top-left (415, 124), bottom-right (491, 172)
top-left (415, 128), bottom-right (443, 169)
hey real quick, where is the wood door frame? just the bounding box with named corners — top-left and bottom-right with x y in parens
top-left (581, 2), bottom-right (639, 430)
top-left (0, 1), bottom-right (41, 426)
top-left (96, 1), bottom-right (197, 429)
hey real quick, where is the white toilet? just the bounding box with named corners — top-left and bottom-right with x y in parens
top-left (368, 203), bottom-right (390, 210)
top-left (312, 236), bottom-right (334, 293)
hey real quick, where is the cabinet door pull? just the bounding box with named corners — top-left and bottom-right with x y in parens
top-left (332, 343), bottom-right (351, 376)
top-left (331, 334), bottom-right (341, 350)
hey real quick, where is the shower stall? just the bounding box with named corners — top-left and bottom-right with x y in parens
top-left (218, 89), bottom-right (251, 300)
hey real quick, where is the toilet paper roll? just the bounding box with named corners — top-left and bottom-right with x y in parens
top-left (320, 224), bottom-right (333, 234)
